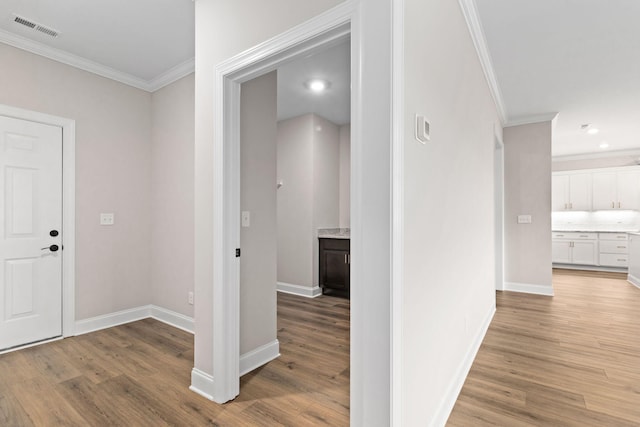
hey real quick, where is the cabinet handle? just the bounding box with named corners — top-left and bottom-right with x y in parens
top-left (618, 202), bottom-right (621, 208)
top-left (618, 259), bottom-right (626, 262)
top-left (617, 246), bottom-right (627, 249)
top-left (344, 254), bottom-right (347, 264)
top-left (612, 202), bottom-right (615, 208)
top-left (348, 254), bottom-right (351, 264)
top-left (570, 202), bottom-right (573, 209)
top-left (618, 236), bottom-right (626, 239)
top-left (579, 235), bottom-right (588, 237)
top-left (564, 203), bottom-right (568, 210)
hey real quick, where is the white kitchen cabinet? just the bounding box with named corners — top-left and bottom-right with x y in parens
top-left (592, 170), bottom-right (640, 210)
top-left (598, 233), bottom-right (629, 267)
top-left (551, 172), bottom-right (591, 211)
top-left (551, 232), bottom-right (598, 265)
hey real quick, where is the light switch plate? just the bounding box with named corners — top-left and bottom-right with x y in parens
top-left (241, 211), bottom-right (250, 227)
top-left (100, 213), bottom-right (115, 225)
top-left (517, 215), bottom-right (532, 224)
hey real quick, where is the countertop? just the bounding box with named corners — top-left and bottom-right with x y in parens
top-left (318, 228), bottom-right (350, 239)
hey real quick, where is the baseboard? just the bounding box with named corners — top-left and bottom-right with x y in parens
top-left (74, 306), bottom-right (151, 335)
top-left (627, 274), bottom-right (640, 289)
top-left (190, 368), bottom-right (215, 401)
top-left (75, 305), bottom-right (195, 336)
top-left (503, 281), bottom-right (555, 296)
top-left (277, 282), bottom-right (322, 298)
top-left (239, 339), bottom-right (280, 376)
top-left (553, 263), bottom-right (627, 273)
top-left (150, 305), bottom-right (194, 334)
top-left (432, 304), bottom-right (496, 427)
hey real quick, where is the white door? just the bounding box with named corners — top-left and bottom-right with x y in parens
top-left (551, 174), bottom-right (568, 211)
top-left (616, 170), bottom-right (640, 210)
top-left (0, 116), bottom-right (63, 351)
top-left (592, 172), bottom-right (617, 210)
top-left (568, 173), bottom-right (591, 211)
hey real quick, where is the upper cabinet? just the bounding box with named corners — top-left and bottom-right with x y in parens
top-left (551, 172), bottom-right (591, 211)
top-left (592, 169), bottom-right (640, 210)
top-left (553, 167), bottom-right (640, 212)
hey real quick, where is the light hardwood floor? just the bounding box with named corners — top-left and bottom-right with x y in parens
top-left (448, 269), bottom-right (640, 426)
top-left (0, 292), bottom-right (350, 426)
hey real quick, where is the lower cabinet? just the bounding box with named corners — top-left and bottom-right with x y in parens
top-left (551, 232), bottom-right (598, 265)
top-left (552, 232), bottom-right (629, 268)
top-left (319, 238), bottom-right (350, 298)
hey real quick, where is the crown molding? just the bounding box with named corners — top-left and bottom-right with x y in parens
top-left (552, 148), bottom-right (640, 162)
top-left (458, 0), bottom-right (507, 124)
top-left (147, 57), bottom-right (195, 92)
top-left (0, 29), bottom-right (194, 92)
top-left (504, 112), bottom-right (558, 128)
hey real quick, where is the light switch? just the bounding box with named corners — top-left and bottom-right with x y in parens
top-left (517, 215), bottom-right (532, 224)
top-left (242, 211), bottom-right (250, 227)
top-left (100, 213), bottom-right (115, 225)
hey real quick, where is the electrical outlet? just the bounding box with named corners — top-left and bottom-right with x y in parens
top-left (188, 291), bottom-right (194, 305)
top-left (100, 213), bottom-right (115, 225)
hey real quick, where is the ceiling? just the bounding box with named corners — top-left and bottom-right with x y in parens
top-left (475, 0), bottom-right (640, 157)
top-left (3, 1), bottom-right (633, 151)
top-left (277, 40), bottom-right (351, 125)
top-left (0, 0), bottom-right (195, 91)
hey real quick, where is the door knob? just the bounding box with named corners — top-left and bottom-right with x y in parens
top-left (41, 244), bottom-right (59, 252)
top-left (50, 230), bottom-right (59, 237)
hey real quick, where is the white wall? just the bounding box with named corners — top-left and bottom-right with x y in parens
top-left (402, 0), bottom-right (501, 424)
top-left (193, 0), bottom-right (345, 378)
top-left (277, 114), bottom-right (341, 291)
top-left (311, 115), bottom-right (340, 287)
top-left (150, 73), bottom-right (195, 317)
top-left (0, 43), bottom-right (153, 320)
top-left (240, 72), bottom-right (278, 355)
top-left (339, 124), bottom-right (351, 228)
top-left (277, 115), bottom-right (314, 287)
top-left (504, 121), bottom-right (552, 291)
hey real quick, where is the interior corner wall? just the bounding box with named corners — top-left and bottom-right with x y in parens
top-left (503, 121), bottom-right (553, 290)
top-left (311, 114), bottom-right (340, 286)
top-left (402, 0), bottom-right (502, 424)
top-left (276, 114), bottom-right (340, 290)
top-left (277, 114), bottom-right (314, 288)
top-left (0, 43), bottom-right (153, 321)
top-left (339, 124), bottom-right (351, 228)
top-left (150, 73), bottom-right (195, 318)
top-left (240, 71), bottom-right (278, 355)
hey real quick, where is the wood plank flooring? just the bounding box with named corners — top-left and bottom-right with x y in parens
top-left (0, 293), bottom-right (350, 426)
top-left (448, 269), bottom-right (640, 426)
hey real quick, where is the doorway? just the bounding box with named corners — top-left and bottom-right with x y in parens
top-left (0, 104), bottom-right (76, 353)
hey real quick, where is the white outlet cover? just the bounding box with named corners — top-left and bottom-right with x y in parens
top-left (100, 213), bottom-right (115, 225)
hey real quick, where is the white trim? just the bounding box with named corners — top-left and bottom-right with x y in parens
top-left (431, 304), bottom-right (496, 427)
top-left (391, 0), bottom-right (405, 424)
top-left (553, 264), bottom-right (627, 274)
top-left (552, 148), bottom-right (640, 162)
top-left (150, 305), bottom-right (195, 334)
top-left (503, 282), bottom-right (555, 296)
top-left (147, 58), bottom-right (195, 92)
top-left (190, 368), bottom-right (216, 401)
top-left (239, 340), bottom-right (280, 376)
top-left (0, 30), bottom-right (194, 92)
top-left (211, 1), bottom-right (354, 405)
top-left (276, 282), bottom-right (322, 298)
top-left (74, 306), bottom-right (150, 336)
top-left (457, 0), bottom-right (507, 124)
top-left (74, 304), bottom-right (195, 336)
top-left (0, 104), bottom-right (76, 338)
top-left (504, 113), bottom-right (558, 128)
top-left (627, 274), bottom-right (640, 289)
top-left (494, 135), bottom-right (505, 292)
top-left (0, 336), bottom-right (63, 355)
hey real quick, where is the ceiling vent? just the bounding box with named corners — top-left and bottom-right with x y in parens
top-left (12, 14), bottom-right (60, 38)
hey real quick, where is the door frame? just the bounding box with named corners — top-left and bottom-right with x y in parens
top-left (0, 104), bottom-right (76, 339)
top-left (210, 5), bottom-right (353, 403)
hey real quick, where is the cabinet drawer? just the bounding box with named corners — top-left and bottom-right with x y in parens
top-left (599, 253), bottom-right (628, 267)
top-left (552, 232), bottom-right (597, 240)
top-left (598, 233), bottom-right (628, 241)
top-left (599, 241), bottom-right (629, 254)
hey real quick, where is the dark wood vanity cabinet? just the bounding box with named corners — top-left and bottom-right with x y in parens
top-left (319, 238), bottom-right (350, 298)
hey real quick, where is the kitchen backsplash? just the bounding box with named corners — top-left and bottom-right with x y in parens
top-left (552, 210), bottom-right (640, 231)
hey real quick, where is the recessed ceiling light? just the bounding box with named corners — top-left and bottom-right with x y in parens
top-left (306, 79), bottom-right (330, 93)
top-left (587, 128), bottom-right (599, 135)
top-left (599, 142), bottom-right (609, 149)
